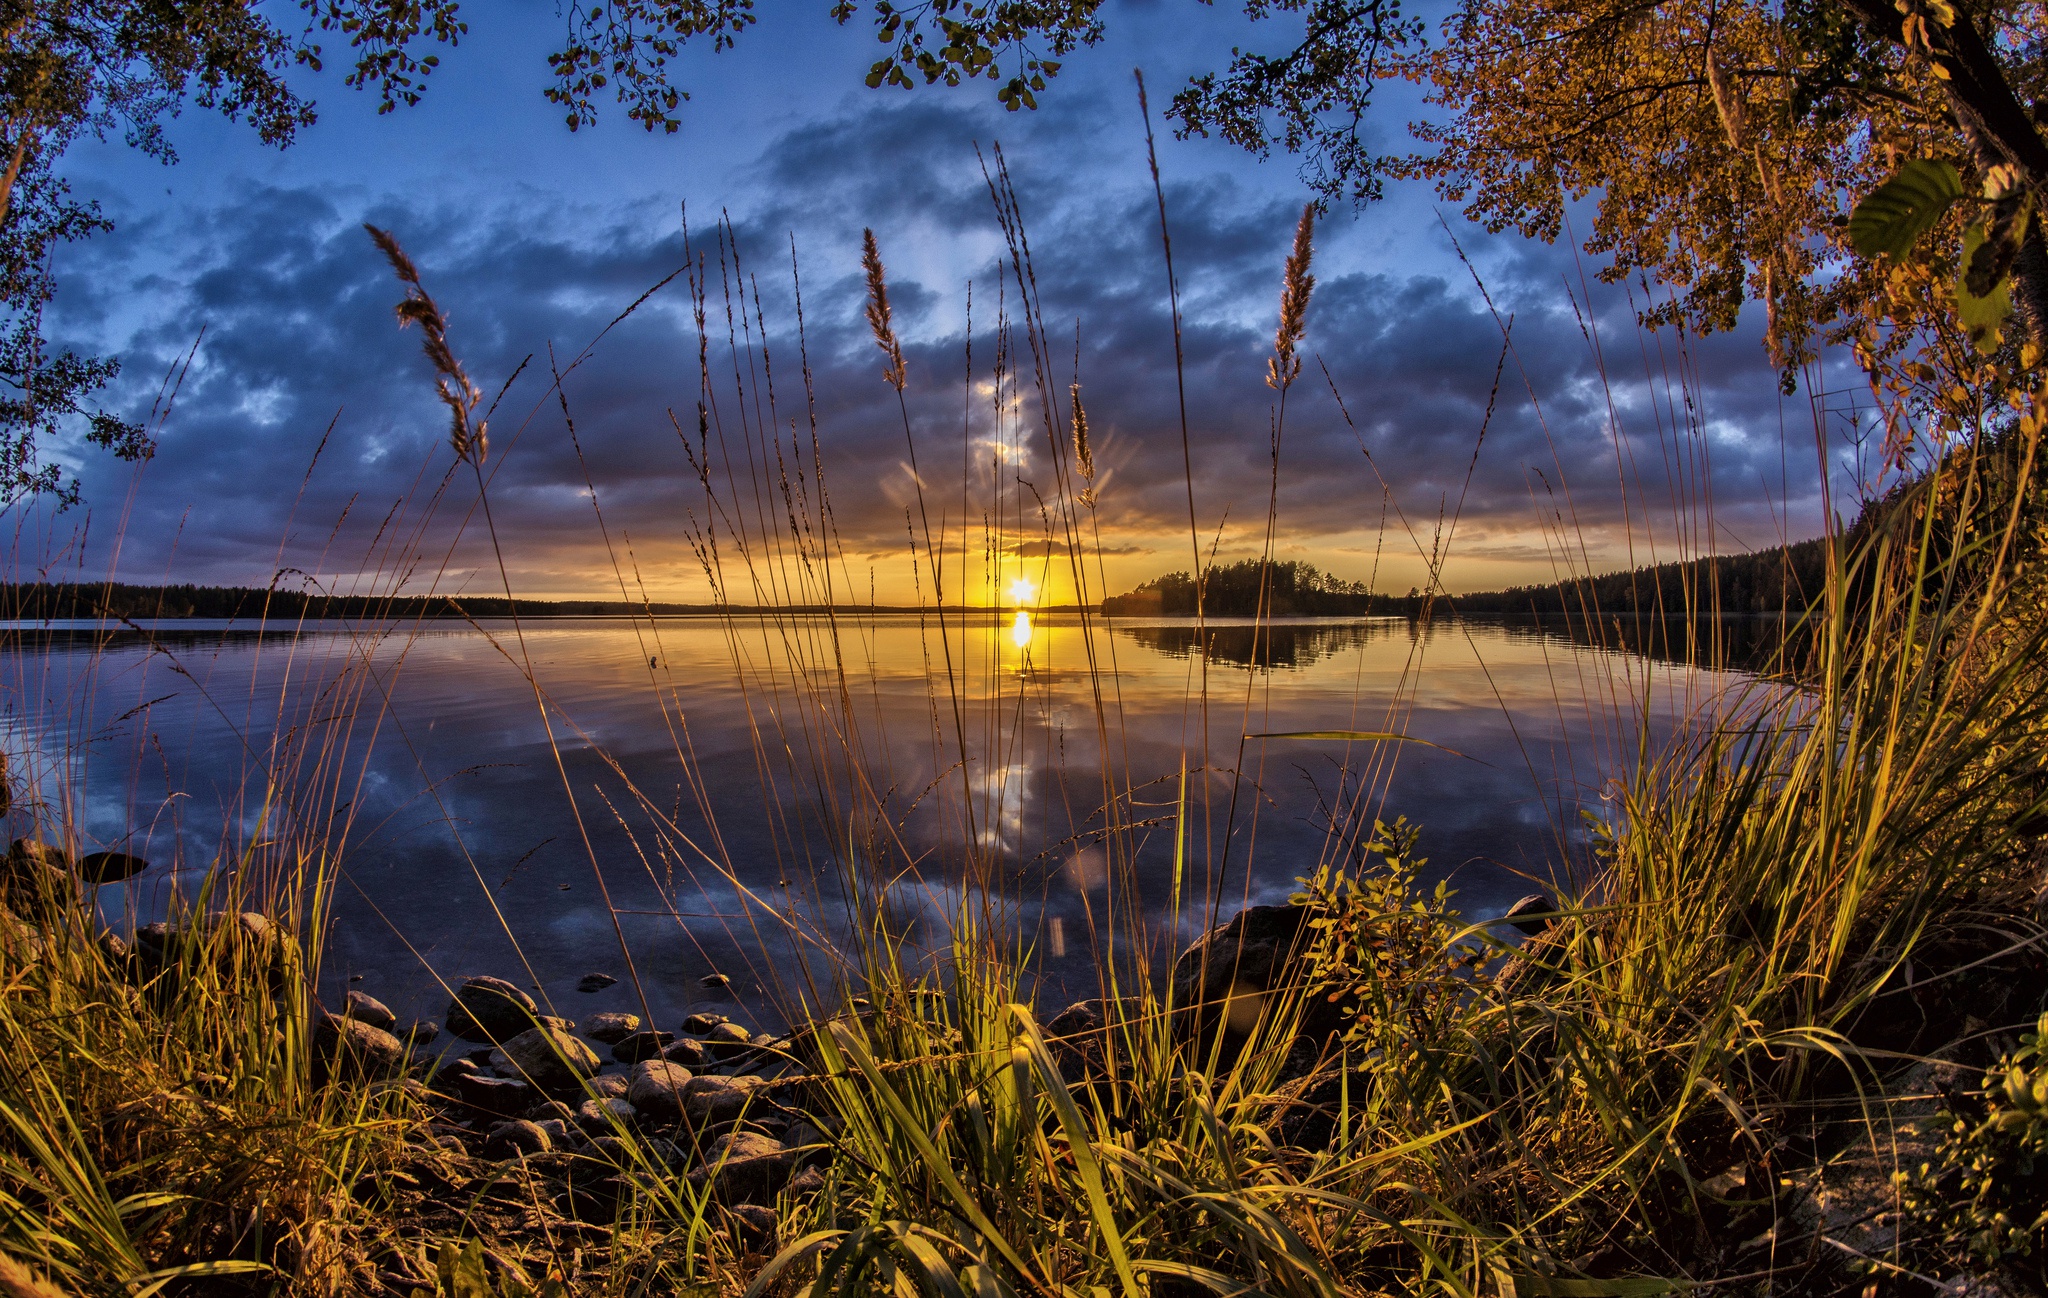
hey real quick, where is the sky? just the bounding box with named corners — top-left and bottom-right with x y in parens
top-left (30, 0), bottom-right (1869, 604)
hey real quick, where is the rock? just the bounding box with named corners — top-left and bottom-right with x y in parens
top-left (662, 1037), bottom-right (711, 1068)
top-left (681, 1073), bottom-right (763, 1124)
top-left (1168, 904), bottom-right (1320, 1055)
top-left (1500, 894), bottom-right (1556, 937)
top-left (627, 1061), bottom-right (695, 1120)
top-left (96, 931), bottom-right (129, 964)
top-left (588, 1074), bottom-right (631, 1100)
top-left (611, 1030), bottom-right (674, 1063)
top-left (577, 973), bottom-right (618, 993)
top-left (496, 1025), bottom-right (601, 1095)
top-left (706, 1021), bottom-right (754, 1059)
top-left (429, 1055), bottom-right (479, 1087)
top-left (3, 839), bottom-right (71, 899)
top-left (343, 990), bottom-right (398, 1032)
top-left (782, 1121), bottom-right (827, 1155)
top-left (728, 1202), bottom-right (777, 1253)
top-left (483, 1119), bottom-right (551, 1159)
top-left (1046, 998), bottom-right (1136, 1082)
top-left (538, 1014), bottom-right (577, 1034)
top-left (401, 1020), bottom-right (440, 1049)
top-left (576, 1098), bottom-right (637, 1130)
top-left (681, 1012), bottom-right (728, 1034)
top-left (534, 1118), bottom-right (582, 1148)
top-left (786, 1166), bottom-right (825, 1198)
top-left (455, 1073), bottom-right (535, 1118)
top-left (444, 976), bottom-right (542, 1043)
top-left (78, 851), bottom-right (149, 884)
top-left (314, 1015), bottom-right (404, 1079)
top-left (585, 1011), bottom-right (641, 1044)
top-left (699, 972), bottom-right (732, 990)
top-left (692, 1130), bottom-right (793, 1203)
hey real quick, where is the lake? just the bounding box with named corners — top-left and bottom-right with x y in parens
top-left (0, 612), bottom-right (1756, 1035)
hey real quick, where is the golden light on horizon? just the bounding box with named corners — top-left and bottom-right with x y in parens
top-left (1008, 575), bottom-right (1038, 607)
top-left (1009, 609), bottom-right (1033, 649)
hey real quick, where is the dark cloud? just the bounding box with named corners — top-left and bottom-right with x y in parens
top-left (46, 95), bottom-right (1842, 598)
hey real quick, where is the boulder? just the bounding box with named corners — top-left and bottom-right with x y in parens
top-left (584, 1011), bottom-right (641, 1044)
top-left (588, 1073), bottom-right (631, 1100)
top-left (343, 990), bottom-right (398, 1032)
top-left (681, 1073), bottom-right (763, 1124)
top-left (577, 972), bottom-right (618, 993)
top-left (79, 851), bottom-right (149, 884)
top-left (314, 1015), bottom-right (404, 1079)
top-left (455, 1073), bottom-right (535, 1118)
top-left (706, 1021), bottom-right (754, 1059)
top-left (496, 1025), bottom-right (601, 1095)
top-left (483, 1119), bottom-right (551, 1159)
top-left (681, 1011), bottom-right (728, 1034)
top-left (611, 1030), bottom-right (674, 1063)
top-left (691, 1130), bottom-right (792, 1204)
top-left (627, 1061), bottom-right (695, 1120)
top-left (662, 1037), bottom-right (711, 1068)
top-left (444, 976), bottom-right (543, 1043)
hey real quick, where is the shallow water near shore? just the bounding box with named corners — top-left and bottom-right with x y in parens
top-left (0, 612), bottom-right (1755, 1036)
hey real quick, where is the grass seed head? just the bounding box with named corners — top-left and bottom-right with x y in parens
top-left (1267, 203), bottom-right (1316, 392)
top-left (863, 228), bottom-right (908, 392)
top-left (364, 224), bottom-right (487, 465)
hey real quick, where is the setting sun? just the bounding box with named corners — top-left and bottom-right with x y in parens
top-left (1008, 575), bottom-right (1038, 606)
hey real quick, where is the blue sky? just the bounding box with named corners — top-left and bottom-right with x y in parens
top-left (29, 0), bottom-right (1852, 602)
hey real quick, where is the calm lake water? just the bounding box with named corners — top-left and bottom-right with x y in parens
top-left (1, 613), bottom-right (1755, 1033)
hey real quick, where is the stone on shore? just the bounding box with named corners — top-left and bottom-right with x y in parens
top-left (456, 1073), bottom-right (535, 1118)
top-left (576, 1097), bottom-right (637, 1130)
top-left (314, 1014), bottom-right (404, 1079)
top-left (3, 839), bottom-right (71, 899)
top-left (662, 1037), bottom-right (710, 1068)
top-left (576, 972), bottom-right (618, 993)
top-left (681, 1011), bottom-right (727, 1034)
top-left (496, 1025), bottom-right (601, 1095)
top-left (691, 1130), bottom-right (792, 1203)
top-left (588, 1073), bottom-right (630, 1100)
top-left (343, 990), bottom-right (398, 1031)
top-left (444, 976), bottom-right (542, 1043)
top-left (627, 1060), bottom-right (694, 1120)
top-left (584, 1011), bottom-right (641, 1044)
top-left (79, 851), bottom-right (149, 884)
top-left (483, 1119), bottom-right (551, 1159)
top-left (612, 1029), bottom-right (674, 1063)
top-left (706, 1021), bottom-right (754, 1059)
top-left (682, 1073), bottom-right (763, 1124)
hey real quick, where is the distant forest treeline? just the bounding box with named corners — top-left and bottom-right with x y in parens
top-left (1102, 541), bottom-right (1835, 619)
top-left (0, 583), bottom-right (724, 621)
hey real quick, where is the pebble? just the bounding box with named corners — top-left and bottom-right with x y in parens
top-left (681, 1073), bottom-right (763, 1124)
top-left (584, 1011), bottom-right (641, 1044)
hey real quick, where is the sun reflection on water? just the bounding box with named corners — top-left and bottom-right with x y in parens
top-left (1009, 609), bottom-right (1033, 649)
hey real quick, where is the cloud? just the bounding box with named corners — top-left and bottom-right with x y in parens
top-left (46, 94), bottom-right (1841, 599)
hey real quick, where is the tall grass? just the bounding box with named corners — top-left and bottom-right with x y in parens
top-left (0, 156), bottom-right (2040, 1298)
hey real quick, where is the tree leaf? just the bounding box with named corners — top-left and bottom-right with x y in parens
top-left (1956, 220), bottom-right (2015, 355)
top-left (1848, 159), bottom-right (1964, 259)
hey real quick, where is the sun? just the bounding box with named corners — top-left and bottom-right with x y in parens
top-left (1008, 575), bottom-right (1038, 606)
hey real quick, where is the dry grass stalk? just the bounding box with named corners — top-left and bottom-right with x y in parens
top-left (862, 228), bottom-right (908, 391)
top-left (364, 224), bottom-right (488, 465)
top-left (1267, 203), bottom-right (1316, 391)
top-left (1071, 382), bottom-right (1096, 508)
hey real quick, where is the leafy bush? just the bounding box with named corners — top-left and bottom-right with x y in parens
top-left (1907, 1012), bottom-right (2048, 1281)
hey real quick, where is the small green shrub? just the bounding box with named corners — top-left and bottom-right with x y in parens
top-left (1907, 1011), bottom-right (2048, 1281)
